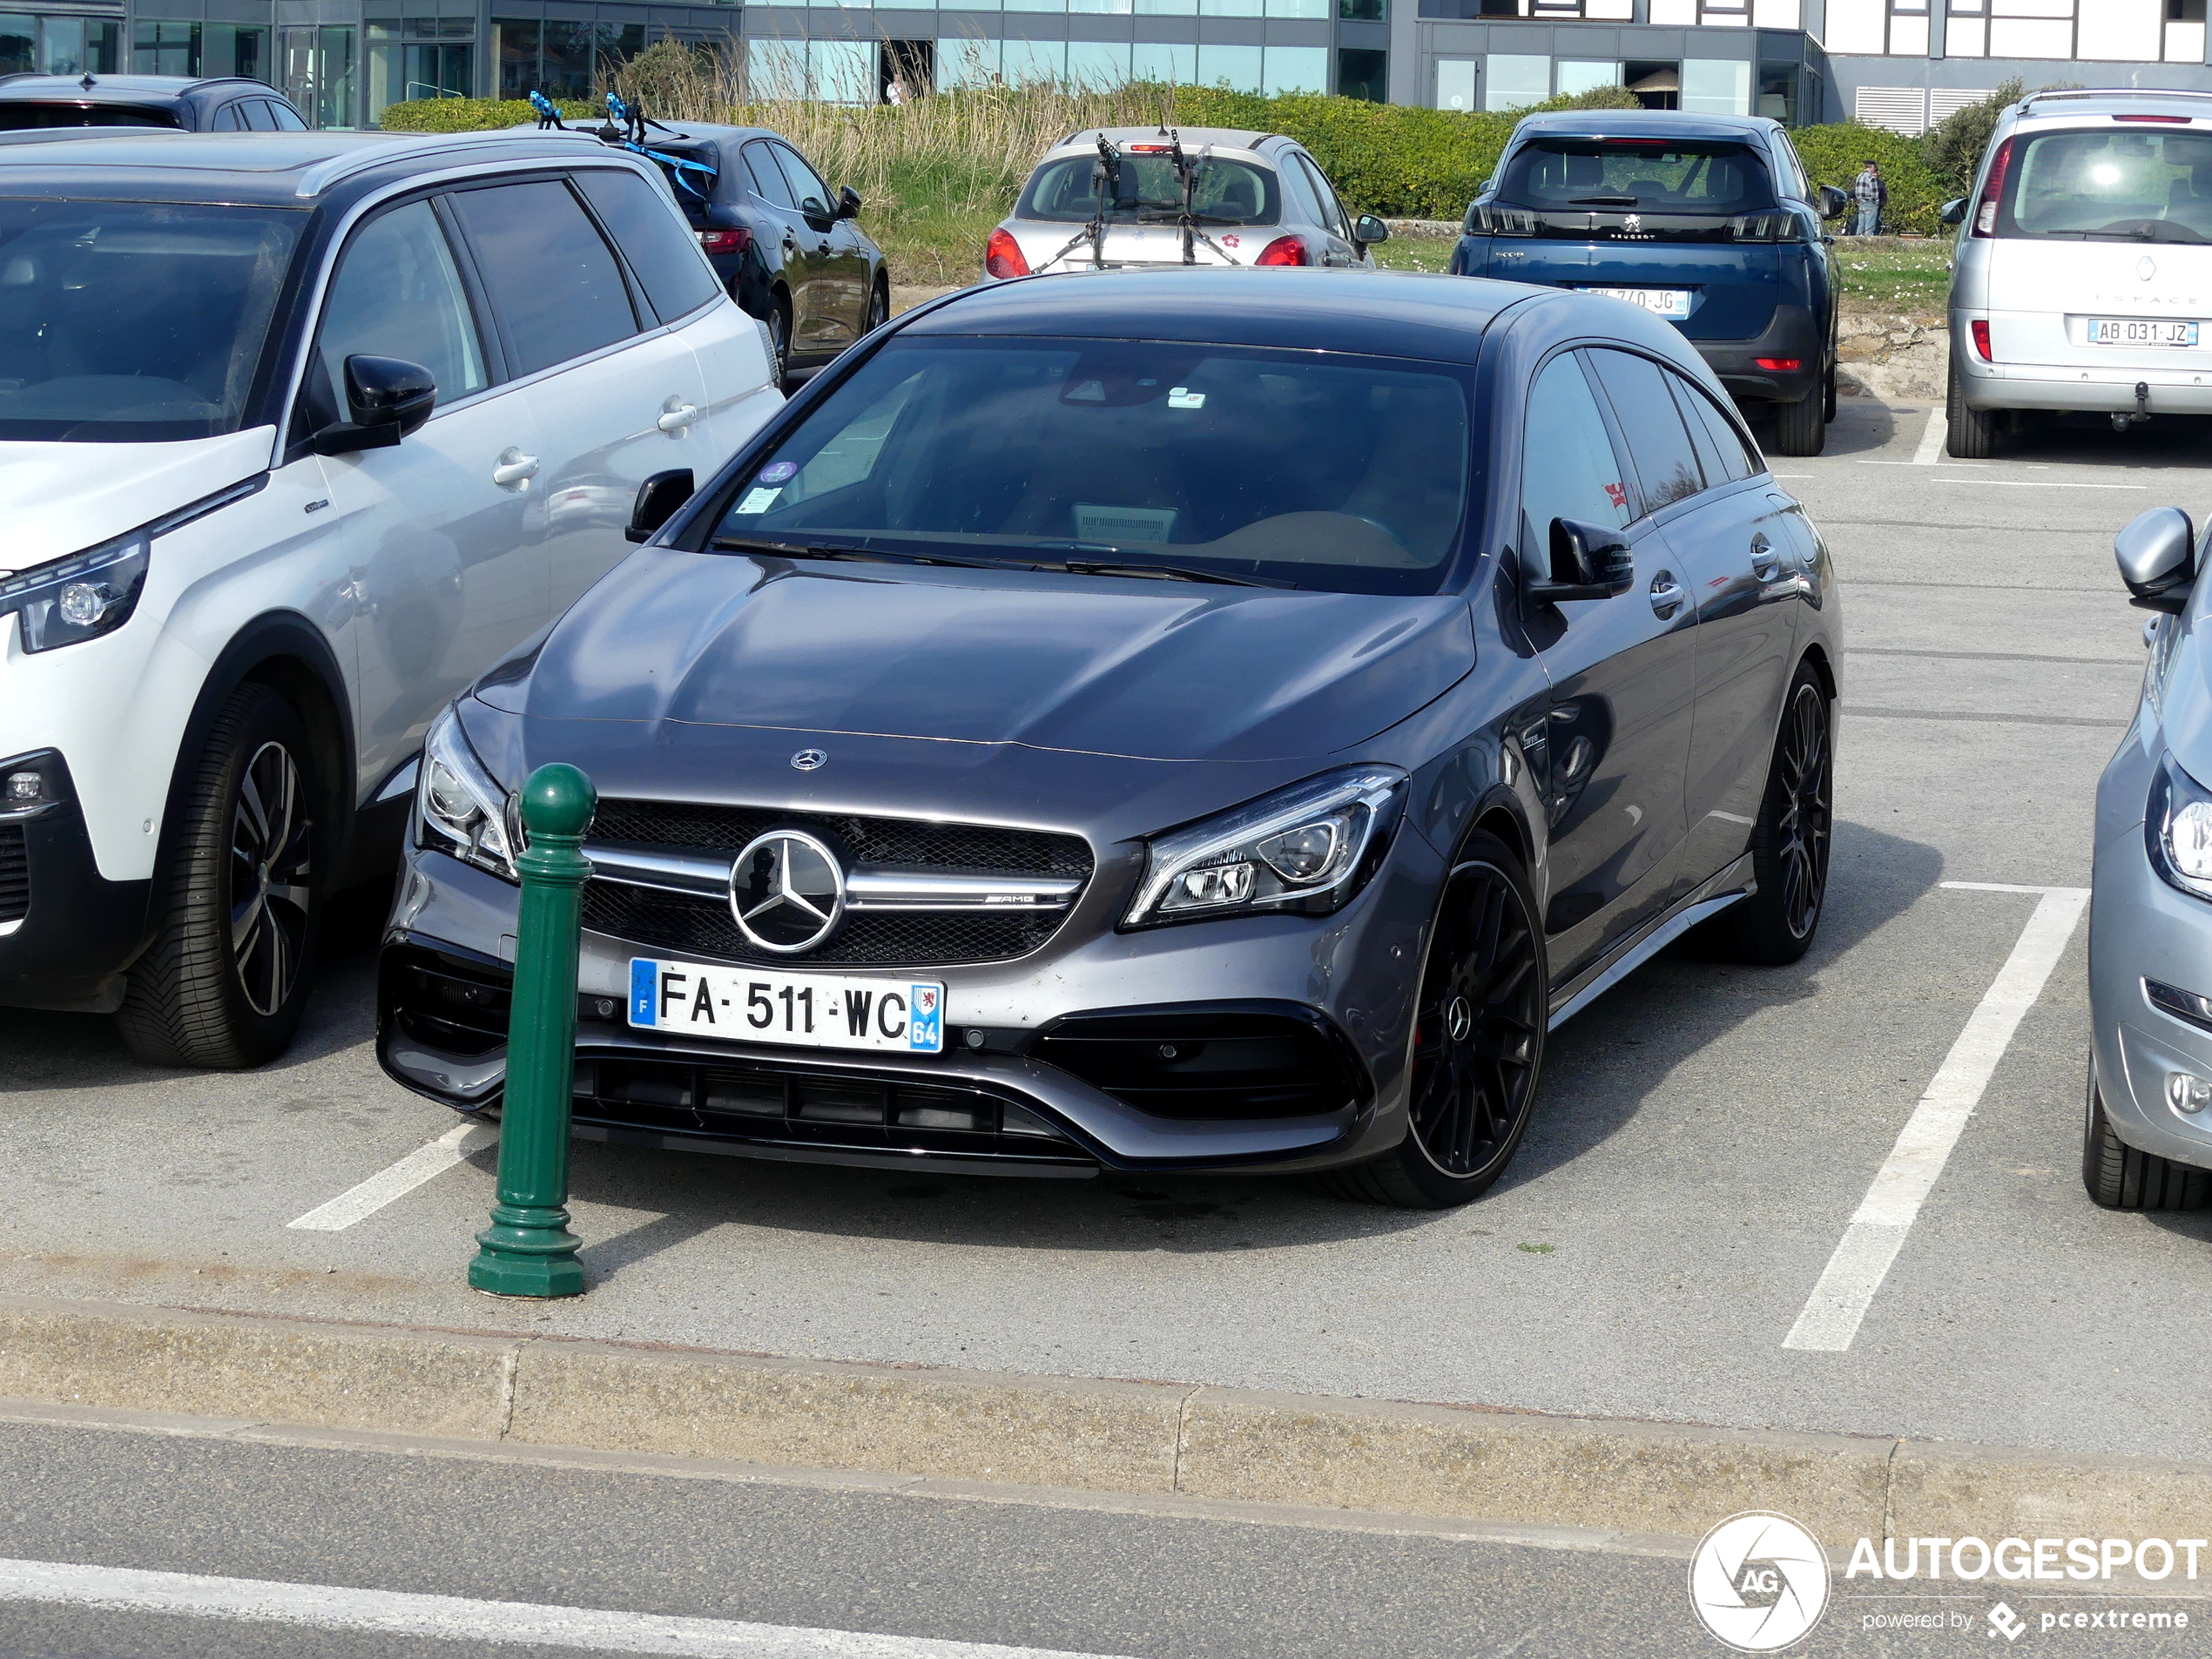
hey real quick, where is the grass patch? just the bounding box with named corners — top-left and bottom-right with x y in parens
top-left (1370, 235), bottom-right (1455, 274)
top-left (1834, 236), bottom-right (1953, 317)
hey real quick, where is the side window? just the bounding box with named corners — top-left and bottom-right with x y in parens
top-left (1298, 154), bottom-right (1350, 239)
top-left (449, 179), bottom-right (640, 378)
top-left (1274, 150), bottom-right (1322, 227)
top-left (1668, 374), bottom-right (1727, 489)
top-left (241, 99), bottom-right (278, 131)
top-left (314, 199), bottom-right (488, 420)
top-left (773, 143), bottom-right (833, 218)
top-left (1587, 348), bottom-right (1705, 513)
top-left (743, 141), bottom-right (794, 209)
top-left (1521, 352), bottom-right (1633, 556)
top-left (268, 100), bottom-right (308, 131)
top-left (1679, 380), bottom-right (1763, 482)
top-left (573, 167), bottom-right (722, 324)
top-left (210, 102), bottom-right (243, 131)
top-left (1774, 134), bottom-right (1811, 202)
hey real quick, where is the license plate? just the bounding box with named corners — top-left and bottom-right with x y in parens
top-left (1584, 287), bottom-right (1693, 320)
top-left (628, 958), bottom-right (944, 1054)
top-left (2088, 317), bottom-right (2200, 347)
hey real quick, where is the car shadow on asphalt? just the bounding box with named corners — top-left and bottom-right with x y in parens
top-left (543, 819), bottom-right (1946, 1264)
top-left (1810, 399), bottom-right (1902, 458)
top-left (1993, 409), bottom-right (2212, 472)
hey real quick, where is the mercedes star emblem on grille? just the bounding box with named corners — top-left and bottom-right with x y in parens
top-left (730, 830), bottom-right (846, 953)
top-left (790, 749), bottom-right (826, 772)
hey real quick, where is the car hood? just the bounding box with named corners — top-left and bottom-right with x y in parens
top-left (496, 550), bottom-right (1474, 765)
top-left (0, 427), bottom-right (276, 571)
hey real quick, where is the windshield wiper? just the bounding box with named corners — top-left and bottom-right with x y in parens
top-left (711, 537), bottom-right (1001, 570)
top-left (1035, 556), bottom-right (1294, 589)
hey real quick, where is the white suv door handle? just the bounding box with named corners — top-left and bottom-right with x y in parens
top-left (492, 448), bottom-right (539, 489)
top-left (656, 400), bottom-right (699, 434)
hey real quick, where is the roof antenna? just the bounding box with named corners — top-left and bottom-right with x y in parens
top-left (78, 71), bottom-right (94, 91)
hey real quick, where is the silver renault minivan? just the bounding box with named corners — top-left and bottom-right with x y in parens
top-left (1944, 88), bottom-right (2212, 458)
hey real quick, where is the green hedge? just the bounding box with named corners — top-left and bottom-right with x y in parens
top-left (378, 96), bottom-right (597, 132)
top-left (1791, 121), bottom-right (1949, 236)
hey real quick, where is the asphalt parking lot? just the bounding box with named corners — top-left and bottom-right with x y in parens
top-left (2, 394), bottom-right (2202, 1469)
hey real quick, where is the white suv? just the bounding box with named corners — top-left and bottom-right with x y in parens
top-left (0, 129), bottom-right (778, 1065)
top-left (1946, 88), bottom-right (2212, 456)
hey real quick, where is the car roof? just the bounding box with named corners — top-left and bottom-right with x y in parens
top-left (2007, 87), bottom-right (2212, 125)
top-left (0, 73), bottom-right (274, 105)
top-left (509, 118), bottom-right (787, 147)
top-left (899, 267), bottom-right (1536, 365)
top-left (1510, 110), bottom-right (1777, 144)
top-left (0, 128), bottom-right (658, 207)
top-left (1046, 126), bottom-right (1277, 158)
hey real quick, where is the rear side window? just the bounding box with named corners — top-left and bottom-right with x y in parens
top-left (1998, 127), bottom-right (2212, 241)
top-left (1521, 353), bottom-right (1632, 550)
top-left (1676, 380), bottom-right (1761, 482)
top-left (449, 179), bottom-right (638, 378)
top-left (0, 103), bottom-right (177, 129)
top-left (269, 100), bottom-right (308, 131)
top-left (210, 103), bottom-right (244, 131)
top-left (1295, 153), bottom-right (1350, 239)
top-left (314, 199), bottom-right (488, 417)
top-left (1499, 138), bottom-right (1777, 215)
top-left (241, 99), bottom-right (278, 131)
top-left (1587, 349), bottom-right (1704, 513)
top-left (574, 167), bottom-right (721, 323)
top-left (1019, 151), bottom-right (1281, 226)
top-left (742, 141), bottom-right (795, 209)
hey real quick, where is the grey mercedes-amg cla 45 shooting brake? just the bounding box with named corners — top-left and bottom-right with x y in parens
top-left (378, 268), bottom-right (1840, 1208)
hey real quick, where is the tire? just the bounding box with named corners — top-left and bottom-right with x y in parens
top-left (1946, 357), bottom-right (1999, 458)
top-left (865, 279), bottom-right (890, 334)
top-left (1320, 831), bottom-right (1548, 1209)
top-left (1823, 358), bottom-right (1838, 423)
top-left (117, 684), bottom-right (325, 1069)
top-left (2084, 1055), bottom-right (2212, 1210)
top-left (1696, 664), bottom-right (1833, 967)
top-left (766, 293), bottom-right (792, 385)
top-left (1769, 386), bottom-right (1826, 456)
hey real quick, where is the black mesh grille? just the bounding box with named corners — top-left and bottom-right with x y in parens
top-left (583, 799), bottom-right (1093, 968)
top-left (590, 799), bottom-right (1093, 879)
top-left (582, 883), bottom-right (1067, 968)
top-left (0, 825), bottom-right (25, 925)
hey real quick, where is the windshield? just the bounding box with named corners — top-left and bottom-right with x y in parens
top-left (0, 199), bottom-right (301, 442)
top-left (1497, 138), bottom-right (1777, 214)
top-left (0, 104), bottom-right (179, 129)
top-left (713, 337), bottom-right (1474, 596)
top-left (1019, 152), bottom-right (1279, 226)
top-left (1999, 128), bottom-right (2212, 241)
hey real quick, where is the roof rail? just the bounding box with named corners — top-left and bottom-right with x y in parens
top-left (292, 126), bottom-right (600, 198)
top-left (2020, 86), bottom-right (2212, 107)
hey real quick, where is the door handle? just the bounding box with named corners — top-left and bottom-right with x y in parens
top-left (1750, 532), bottom-right (1780, 580)
top-left (656, 400), bottom-right (699, 434)
top-left (491, 448), bottom-right (539, 489)
top-left (1649, 572), bottom-right (1685, 618)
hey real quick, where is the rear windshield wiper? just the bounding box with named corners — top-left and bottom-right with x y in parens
top-left (711, 536), bottom-right (1001, 570)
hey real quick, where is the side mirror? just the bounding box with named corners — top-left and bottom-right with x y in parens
top-left (1938, 197), bottom-right (1968, 226)
top-left (626, 468), bottom-right (695, 544)
top-left (312, 354), bottom-right (435, 455)
top-left (1527, 517), bottom-right (1635, 607)
top-left (1817, 185), bottom-right (1848, 220)
top-left (2117, 506), bottom-right (2196, 614)
top-left (1352, 213), bottom-right (1390, 247)
top-left (836, 185), bottom-right (862, 221)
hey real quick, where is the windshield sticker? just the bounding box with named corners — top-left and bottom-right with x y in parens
top-left (757, 461), bottom-right (798, 485)
top-left (734, 486), bottom-right (782, 515)
top-left (1074, 504), bottom-right (1177, 544)
top-left (1603, 481), bottom-right (1629, 512)
top-left (1167, 387), bottom-right (1205, 409)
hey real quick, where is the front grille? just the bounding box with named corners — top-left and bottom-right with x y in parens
top-left (573, 1053), bottom-right (1095, 1168)
top-left (385, 947), bottom-right (512, 1057)
top-left (590, 799), bottom-right (1093, 878)
top-left (583, 799), bottom-right (1094, 968)
top-left (0, 825), bottom-right (24, 924)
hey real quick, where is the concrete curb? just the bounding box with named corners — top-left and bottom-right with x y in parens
top-left (1, 1292), bottom-right (2204, 1543)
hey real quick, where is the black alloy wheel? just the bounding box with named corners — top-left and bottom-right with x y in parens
top-left (1322, 830), bottom-right (1548, 1209)
top-left (865, 280), bottom-right (890, 334)
top-left (118, 683), bottom-right (325, 1069)
top-left (1698, 664), bottom-right (1833, 966)
top-left (1823, 357), bottom-right (1838, 423)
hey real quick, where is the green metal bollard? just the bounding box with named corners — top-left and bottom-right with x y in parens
top-left (469, 762), bottom-right (596, 1298)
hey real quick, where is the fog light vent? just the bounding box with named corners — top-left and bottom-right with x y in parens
top-left (2145, 977), bottom-right (2212, 1035)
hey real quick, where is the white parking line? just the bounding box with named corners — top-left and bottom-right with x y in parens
top-left (0, 1557), bottom-right (1129, 1657)
top-left (286, 1119), bottom-right (496, 1232)
top-left (1913, 405), bottom-right (1948, 464)
top-left (1783, 880), bottom-right (2090, 1353)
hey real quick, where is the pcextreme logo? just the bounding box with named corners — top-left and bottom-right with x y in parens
top-left (1689, 1512), bottom-right (1832, 1652)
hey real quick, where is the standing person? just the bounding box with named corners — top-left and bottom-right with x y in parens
top-left (1850, 159), bottom-right (1886, 236)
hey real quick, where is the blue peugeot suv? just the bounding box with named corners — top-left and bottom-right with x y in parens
top-left (1452, 111), bottom-right (1846, 455)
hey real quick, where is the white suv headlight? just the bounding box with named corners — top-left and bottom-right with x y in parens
top-left (1123, 765), bottom-right (1405, 929)
top-left (0, 530), bottom-right (150, 653)
top-left (415, 705), bottom-right (518, 881)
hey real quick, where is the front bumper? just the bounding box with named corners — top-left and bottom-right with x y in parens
top-left (378, 838), bottom-right (1426, 1178)
top-left (0, 771), bottom-right (151, 1011)
top-left (1696, 304), bottom-right (1825, 407)
top-left (2089, 728), bottom-right (2212, 1171)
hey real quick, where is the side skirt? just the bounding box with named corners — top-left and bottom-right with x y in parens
top-left (1544, 853), bottom-right (1757, 1033)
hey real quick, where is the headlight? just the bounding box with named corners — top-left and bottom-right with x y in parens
top-left (415, 705), bottom-right (518, 881)
top-left (1123, 765), bottom-right (1405, 929)
top-left (2148, 751), bottom-right (2212, 900)
top-left (0, 530), bottom-right (150, 653)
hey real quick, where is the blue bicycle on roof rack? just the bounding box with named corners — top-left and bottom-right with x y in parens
top-left (529, 88), bottom-right (718, 210)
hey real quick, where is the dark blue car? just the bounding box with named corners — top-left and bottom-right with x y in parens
top-left (1452, 111), bottom-right (1846, 456)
